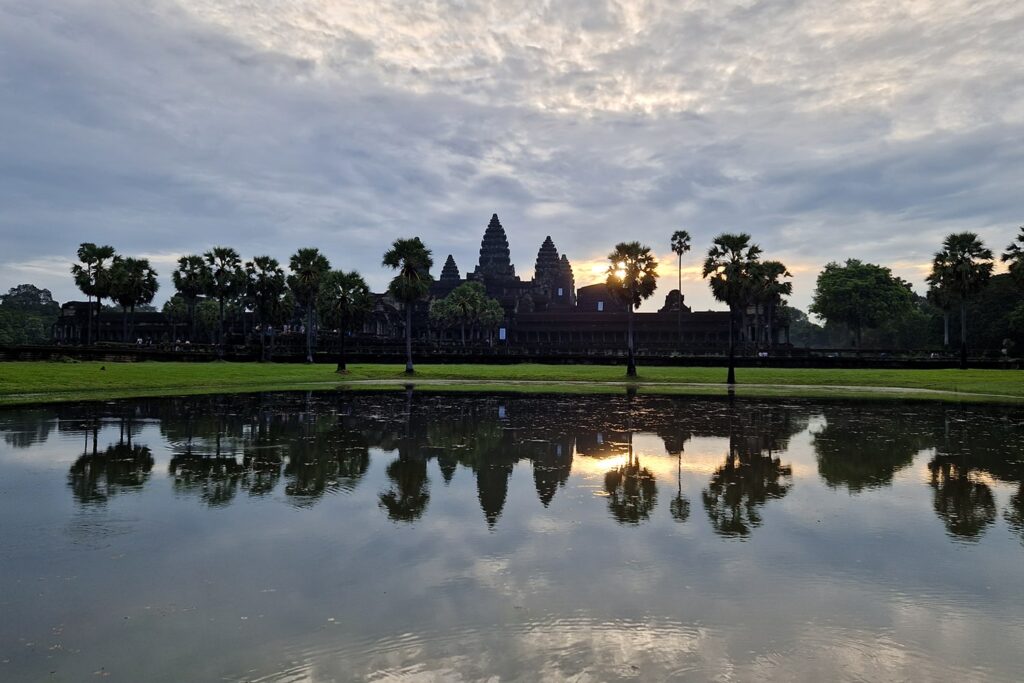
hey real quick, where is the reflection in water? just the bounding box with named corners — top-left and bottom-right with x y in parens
top-left (670, 451), bottom-right (690, 524)
top-left (379, 456), bottom-right (431, 522)
top-left (813, 408), bottom-right (932, 492)
top-left (0, 392), bottom-right (1016, 539)
top-left (928, 462), bottom-right (996, 541)
top-left (4, 393), bottom-right (1024, 682)
top-left (702, 405), bottom-right (795, 538)
top-left (1007, 485), bottom-right (1024, 546)
top-left (67, 412), bottom-right (154, 506)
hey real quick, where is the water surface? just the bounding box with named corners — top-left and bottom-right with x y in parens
top-left (1, 391), bottom-right (1023, 681)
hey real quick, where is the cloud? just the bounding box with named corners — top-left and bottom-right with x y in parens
top-left (1, 0), bottom-right (1022, 313)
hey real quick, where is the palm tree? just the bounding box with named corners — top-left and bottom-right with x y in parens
top-left (203, 247), bottom-right (245, 354)
top-left (670, 230), bottom-right (692, 347)
top-left (70, 243), bottom-right (117, 345)
top-left (751, 260), bottom-right (792, 348)
top-left (606, 241), bottom-right (659, 377)
top-left (244, 256), bottom-right (286, 362)
top-left (319, 270), bottom-right (373, 373)
top-left (702, 233), bottom-right (762, 384)
top-left (383, 237), bottom-right (434, 374)
top-left (927, 232), bottom-right (994, 369)
top-left (1003, 225), bottom-right (1024, 289)
top-left (287, 248), bottom-right (331, 364)
top-left (109, 257), bottom-right (159, 342)
top-left (172, 254), bottom-right (211, 342)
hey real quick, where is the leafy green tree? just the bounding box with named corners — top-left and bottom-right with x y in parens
top-left (383, 237), bottom-right (434, 374)
top-left (670, 229), bottom-right (692, 346)
top-left (1, 284), bottom-right (59, 313)
top-left (70, 243), bottom-right (117, 345)
top-left (109, 257), bottom-right (159, 342)
top-left (202, 247), bottom-right (245, 353)
top-left (1002, 226), bottom-right (1024, 289)
top-left (245, 256), bottom-right (287, 362)
top-left (172, 255), bottom-right (211, 342)
top-left (479, 298), bottom-right (505, 344)
top-left (702, 233), bottom-right (761, 384)
top-left (319, 270), bottom-right (373, 372)
top-left (927, 232), bottom-right (994, 368)
top-left (287, 248), bottom-right (331, 363)
top-left (750, 260), bottom-right (792, 348)
top-left (161, 295), bottom-right (189, 342)
top-left (429, 296), bottom-right (459, 340)
top-left (810, 259), bottom-right (914, 348)
top-left (606, 242), bottom-right (658, 377)
top-left (429, 281), bottom-right (499, 345)
top-left (0, 284), bottom-right (60, 345)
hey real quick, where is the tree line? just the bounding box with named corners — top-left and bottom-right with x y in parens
top-left (62, 224), bottom-right (1024, 379)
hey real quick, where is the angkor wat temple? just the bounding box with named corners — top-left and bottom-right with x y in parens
top-left (369, 213), bottom-right (772, 353)
top-left (52, 213), bottom-right (788, 354)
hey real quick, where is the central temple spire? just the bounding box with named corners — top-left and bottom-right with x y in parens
top-left (473, 213), bottom-right (516, 279)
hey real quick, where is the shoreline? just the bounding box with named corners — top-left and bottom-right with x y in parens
top-left (1, 361), bottom-right (1022, 406)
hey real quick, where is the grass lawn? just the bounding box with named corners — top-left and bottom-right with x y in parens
top-left (0, 360), bottom-right (1021, 406)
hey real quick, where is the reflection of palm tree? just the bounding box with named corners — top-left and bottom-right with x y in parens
top-left (702, 405), bottom-right (793, 538)
top-left (69, 443), bottom-right (154, 506)
top-left (928, 461), bottom-right (996, 541)
top-left (169, 451), bottom-right (243, 507)
top-left (603, 431), bottom-right (658, 525)
top-left (702, 449), bottom-right (791, 537)
top-left (670, 450), bottom-right (690, 524)
top-left (1006, 484), bottom-right (1024, 547)
top-left (68, 414), bottom-right (153, 506)
top-left (379, 457), bottom-right (430, 522)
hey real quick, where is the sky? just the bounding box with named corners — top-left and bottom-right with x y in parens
top-left (1, 0), bottom-right (1022, 313)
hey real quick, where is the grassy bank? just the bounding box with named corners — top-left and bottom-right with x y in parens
top-left (0, 361), bottom-right (1022, 406)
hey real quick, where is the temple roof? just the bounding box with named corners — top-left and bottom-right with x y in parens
top-left (534, 236), bottom-right (561, 284)
top-left (440, 254), bottom-right (461, 282)
top-left (474, 213), bottom-right (516, 279)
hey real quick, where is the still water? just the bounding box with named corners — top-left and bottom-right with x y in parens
top-left (1, 391), bottom-right (1023, 682)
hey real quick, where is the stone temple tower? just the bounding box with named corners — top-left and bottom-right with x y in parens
top-left (530, 235), bottom-right (576, 309)
top-left (533, 236), bottom-right (561, 291)
top-left (558, 254), bottom-right (577, 307)
top-left (472, 214), bottom-right (517, 280)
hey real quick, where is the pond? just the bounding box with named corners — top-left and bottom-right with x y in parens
top-left (1, 391), bottom-right (1023, 681)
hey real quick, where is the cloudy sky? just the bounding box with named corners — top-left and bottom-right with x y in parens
top-left (1, 0), bottom-right (1022, 312)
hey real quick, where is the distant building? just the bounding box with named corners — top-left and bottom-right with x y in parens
top-left (51, 212), bottom-right (787, 353)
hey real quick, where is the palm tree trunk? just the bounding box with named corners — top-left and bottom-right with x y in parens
top-left (258, 314), bottom-right (266, 362)
top-left (122, 306), bottom-right (129, 343)
top-left (727, 307), bottom-right (737, 385)
top-left (306, 306), bottom-right (314, 363)
top-left (959, 300), bottom-right (968, 370)
top-left (626, 303), bottom-right (636, 377)
top-left (754, 305), bottom-right (762, 349)
top-left (405, 304), bottom-right (414, 374)
top-left (218, 297), bottom-right (226, 356)
top-left (129, 304), bottom-right (136, 343)
top-left (942, 311), bottom-right (949, 348)
top-left (86, 294), bottom-right (93, 346)
top-left (766, 304), bottom-right (774, 349)
top-left (677, 254), bottom-right (682, 349)
top-left (337, 319), bottom-right (347, 373)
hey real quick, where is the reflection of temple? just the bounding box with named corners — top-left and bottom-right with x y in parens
top-left (28, 393), bottom-right (1024, 541)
